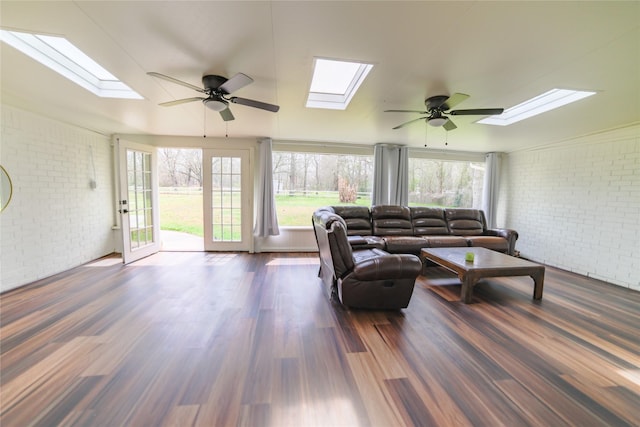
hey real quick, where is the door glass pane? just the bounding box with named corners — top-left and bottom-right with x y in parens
top-left (210, 155), bottom-right (242, 242)
top-left (127, 150), bottom-right (154, 250)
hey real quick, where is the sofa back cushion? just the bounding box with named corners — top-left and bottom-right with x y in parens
top-left (410, 207), bottom-right (449, 235)
top-left (445, 209), bottom-right (486, 236)
top-left (312, 209), bottom-right (356, 278)
top-left (371, 205), bottom-right (413, 236)
top-left (328, 220), bottom-right (355, 277)
top-left (332, 206), bottom-right (372, 236)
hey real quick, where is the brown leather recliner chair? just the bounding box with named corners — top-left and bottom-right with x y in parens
top-left (313, 210), bottom-right (422, 309)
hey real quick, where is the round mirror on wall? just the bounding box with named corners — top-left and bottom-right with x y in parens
top-left (1, 165), bottom-right (13, 212)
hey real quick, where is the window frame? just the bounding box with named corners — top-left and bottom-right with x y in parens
top-left (407, 148), bottom-right (486, 210)
top-left (272, 141), bottom-right (374, 228)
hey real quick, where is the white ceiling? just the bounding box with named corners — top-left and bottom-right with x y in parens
top-left (1, 1), bottom-right (639, 153)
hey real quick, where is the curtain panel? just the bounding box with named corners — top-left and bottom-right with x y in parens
top-left (482, 152), bottom-right (502, 228)
top-left (372, 144), bottom-right (408, 206)
top-left (254, 138), bottom-right (280, 237)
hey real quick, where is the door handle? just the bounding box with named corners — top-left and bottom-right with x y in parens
top-left (119, 200), bottom-right (128, 214)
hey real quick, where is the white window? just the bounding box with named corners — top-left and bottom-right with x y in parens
top-left (272, 150), bottom-right (373, 226)
top-left (306, 58), bottom-right (373, 110)
top-left (408, 157), bottom-right (485, 209)
top-left (0, 30), bottom-right (142, 99)
top-left (478, 88), bottom-right (595, 126)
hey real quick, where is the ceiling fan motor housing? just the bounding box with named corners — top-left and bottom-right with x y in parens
top-left (202, 75), bottom-right (228, 91)
top-left (425, 95), bottom-right (451, 111)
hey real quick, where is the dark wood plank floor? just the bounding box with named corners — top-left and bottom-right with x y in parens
top-left (1, 252), bottom-right (639, 426)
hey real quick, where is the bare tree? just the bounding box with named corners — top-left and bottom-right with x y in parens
top-left (159, 148), bottom-right (181, 187)
top-left (313, 155), bottom-right (320, 192)
top-left (288, 152), bottom-right (297, 194)
top-left (179, 149), bottom-right (202, 186)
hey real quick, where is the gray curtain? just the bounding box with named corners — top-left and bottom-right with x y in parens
top-left (372, 144), bottom-right (390, 205)
top-left (394, 146), bottom-right (409, 205)
top-left (482, 152), bottom-right (502, 228)
top-left (372, 144), bottom-right (409, 206)
top-left (254, 138), bottom-right (280, 237)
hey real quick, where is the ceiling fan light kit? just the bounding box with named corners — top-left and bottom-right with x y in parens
top-left (428, 116), bottom-right (447, 127)
top-left (204, 98), bottom-right (228, 112)
top-left (386, 93), bottom-right (504, 131)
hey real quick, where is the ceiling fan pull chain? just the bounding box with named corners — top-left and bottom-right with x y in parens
top-left (424, 120), bottom-right (428, 148)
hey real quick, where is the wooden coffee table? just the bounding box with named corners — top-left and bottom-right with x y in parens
top-left (420, 247), bottom-right (545, 303)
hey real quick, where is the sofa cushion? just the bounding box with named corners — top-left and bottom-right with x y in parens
top-left (352, 248), bottom-right (389, 263)
top-left (371, 205), bottom-right (413, 236)
top-left (339, 254), bottom-right (421, 309)
top-left (332, 205), bottom-right (373, 236)
top-left (348, 235), bottom-right (386, 250)
top-left (382, 236), bottom-right (428, 254)
top-left (466, 236), bottom-right (509, 252)
top-left (445, 208), bottom-right (485, 236)
top-left (410, 207), bottom-right (449, 235)
top-left (423, 236), bottom-right (469, 248)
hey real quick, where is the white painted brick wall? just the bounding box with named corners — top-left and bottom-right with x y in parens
top-left (498, 125), bottom-right (640, 291)
top-left (1, 105), bottom-right (115, 292)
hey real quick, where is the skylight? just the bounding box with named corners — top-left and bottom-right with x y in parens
top-left (0, 29), bottom-right (142, 99)
top-left (478, 88), bottom-right (595, 126)
top-left (306, 58), bottom-right (373, 110)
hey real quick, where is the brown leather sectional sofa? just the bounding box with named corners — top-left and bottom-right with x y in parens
top-left (312, 205), bottom-right (518, 309)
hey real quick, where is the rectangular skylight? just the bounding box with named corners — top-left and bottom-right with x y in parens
top-left (0, 29), bottom-right (142, 99)
top-left (478, 88), bottom-right (595, 126)
top-left (306, 58), bottom-right (373, 110)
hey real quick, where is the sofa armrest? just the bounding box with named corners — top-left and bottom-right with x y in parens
top-left (486, 228), bottom-right (519, 241)
top-left (486, 228), bottom-right (519, 255)
top-left (351, 254), bottom-right (421, 281)
top-left (347, 235), bottom-right (368, 246)
top-left (348, 235), bottom-right (386, 251)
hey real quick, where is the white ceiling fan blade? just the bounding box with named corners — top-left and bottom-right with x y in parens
top-left (219, 73), bottom-right (253, 94)
top-left (441, 93), bottom-right (470, 110)
top-left (158, 97), bottom-right (205, 106)
top-left (231, 97), bottom-right (280, 112)
top-left (147, 72), bottom-right (205, 93)
top-left (392, 117), bottom-right (426, 129)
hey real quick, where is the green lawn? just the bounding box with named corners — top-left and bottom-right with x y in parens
top-left (275, 194), bottom-right (370, 226)
top-left (159, 192), bottom-right (450, 235)
top-left (159, 193), bottom-right (204, 236)
top-left (159, 193), bottom-right (371, 235)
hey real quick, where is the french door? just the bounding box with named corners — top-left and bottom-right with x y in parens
top-left (118, 140), bottom-right (160, 263)
top-left (202, 148), bottom-right (252, 251)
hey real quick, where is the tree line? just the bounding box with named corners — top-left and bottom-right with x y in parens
top-left (158, 148), bottom-right (484, 208)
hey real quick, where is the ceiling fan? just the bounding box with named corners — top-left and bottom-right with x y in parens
top-left (147, 71), bottom-right (280, 121)
top-left (386, 93), bottom-right (503, 131)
